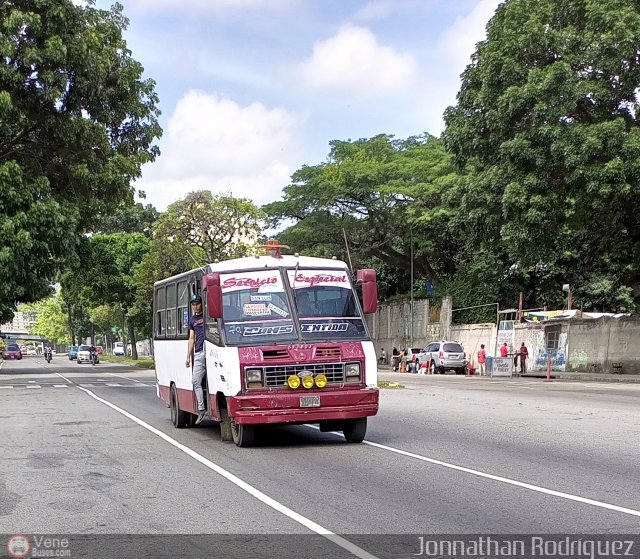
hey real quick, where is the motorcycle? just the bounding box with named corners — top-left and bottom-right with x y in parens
top-left (45, 350), bottom-right (52, 364)
top-left (90, 350), bottom-right (98, 366)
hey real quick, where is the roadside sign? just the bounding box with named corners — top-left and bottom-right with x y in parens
top-left (491, 357), bottom-right (513, 378)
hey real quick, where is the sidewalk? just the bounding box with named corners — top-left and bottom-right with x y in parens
top-left (377, 364), bottom-right (640, 383)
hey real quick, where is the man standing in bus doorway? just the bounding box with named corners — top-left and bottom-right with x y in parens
top-left (186, 294), bottom-right (207, 425)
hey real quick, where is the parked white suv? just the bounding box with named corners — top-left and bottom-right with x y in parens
top-left (417, 341), bottom-right (467, 375)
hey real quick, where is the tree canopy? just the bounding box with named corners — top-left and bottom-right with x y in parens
top-left (154, 191), bottom-right (264, 263)
top-left (0, 0), bottom-right (161, 321)
top-left (264, 134), bottom-right (458, 296)
top-left (443, 0), bottom-right (640, 311)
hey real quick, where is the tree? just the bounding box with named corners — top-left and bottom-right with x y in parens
top-left (0, 0), bottom-right (161, 322)
top-left (89, 303), bottom-right (124, 345)
top-left (264, 134), bottom-right (458, 288)
top-left (21, 294), bottom-right (70, 344)
top-left (443, 0), bottom-right (640, 311)
top-left (95, 202), bottom-right (159, 236)
top-left (154, 191), bottom-right (263, 263)
top-left (77, 233), bottom-right (151, 358)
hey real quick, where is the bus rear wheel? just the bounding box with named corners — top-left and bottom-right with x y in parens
top-left (170, 385), bottom-right (189, 428)
top-left (231, 421), bottom-right (255, 447)
top-left (343, 417), bottom-right (367, 443)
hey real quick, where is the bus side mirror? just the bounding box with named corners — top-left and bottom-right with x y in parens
top-left (203, 273), bottom-right (223, 319)
top-left (356, 269), bottom-right (378, 315)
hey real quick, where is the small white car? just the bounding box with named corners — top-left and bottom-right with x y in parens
top-left (77, 345), bottom-right (99, 364)
top-left (113, 342), bottom-right (125, 356)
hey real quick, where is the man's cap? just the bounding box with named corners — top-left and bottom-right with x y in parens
top-left (190, 294), bottom-right (202, 303)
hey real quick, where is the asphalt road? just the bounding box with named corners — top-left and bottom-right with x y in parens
top-left (1, 357), bottom-right (639, 558)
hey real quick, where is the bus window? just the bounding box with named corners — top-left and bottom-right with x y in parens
top-left (155, 286), bottom-right (166, 337)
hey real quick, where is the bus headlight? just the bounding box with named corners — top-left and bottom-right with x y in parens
top-left (245, 369), bottom-right (262, 383)
top-left (345, 363), bottom-right (360, 378)
top-left (315, 374), bottom-right (328, 388)
top-left (302, 375), bottom-right (315, 389)
top-left (287, 375), bottom-right (300, 389)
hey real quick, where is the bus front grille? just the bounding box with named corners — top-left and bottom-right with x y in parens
top-left (263, 362), bottom-right (345, 387)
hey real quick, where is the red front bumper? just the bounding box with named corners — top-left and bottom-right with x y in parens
top-left (228, 387), bottom-right (379, 425)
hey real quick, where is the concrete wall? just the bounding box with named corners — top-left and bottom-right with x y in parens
top-left (567, 318), bottom-right (640, 374)
top-left (370, 298), bottom-right (496, 360)
top-left (450, 323), bottom-right (497, 362)
top-left (370, 299), bottom-right (444, 357)
top-left (513, 323), bottom-right (569, 372)
top-left (369, 299), bottom-right (640, 375)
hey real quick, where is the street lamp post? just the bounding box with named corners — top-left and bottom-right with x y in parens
top-left (410, 228), bottom-right (414, 348)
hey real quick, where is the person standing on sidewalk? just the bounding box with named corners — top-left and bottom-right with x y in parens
top-left (519, 342), bottom-right (529, 375)
top-left (186, 294), bottom-right (207, 425)
top-left (477, 344), bottom-right (487, 375)
top-left (500, 342), bottom-right (509, 357)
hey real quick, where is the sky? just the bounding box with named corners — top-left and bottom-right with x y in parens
top-left (93, 0), bottom-right (504, 211)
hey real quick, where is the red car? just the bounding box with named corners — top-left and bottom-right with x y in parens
top-left (3, 344), bottom-right (22, 360)
top-left (96, 346), bottom-right (104, 355)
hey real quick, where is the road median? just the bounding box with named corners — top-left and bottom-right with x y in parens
top-left (99, 355), bottom-right (155, 369)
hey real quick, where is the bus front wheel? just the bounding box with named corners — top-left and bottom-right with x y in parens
top-left (170, 385), bottom-right (189, 428)
top-left (231, 421), bottom-right (255, 447)
top-left (343, 417), bottom-right (367, 443)
top-left (219, 407), bottom-right (233, 442)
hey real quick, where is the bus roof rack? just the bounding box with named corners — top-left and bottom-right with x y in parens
top-left (257, 239), bottom-right (290, 259)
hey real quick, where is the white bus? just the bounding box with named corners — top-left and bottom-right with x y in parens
top-left (152, 243), bottom-right (379, 447)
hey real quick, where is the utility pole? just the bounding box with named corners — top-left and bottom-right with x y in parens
top-left (410, 227), bottom-right (414, 348)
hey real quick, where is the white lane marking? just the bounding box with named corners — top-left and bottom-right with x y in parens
top-left (28, 380), bottom-right (35, 383)
top-left (53, 385), bottom-right (69, 388)
top-left (0, 386), bottom-right (14, 389)
top-left (306, 426), bottom-right (640, 518)
top-left (54, 372), bottom-right (73, 384)
top-left (26, 385), bottom-right (41, 389)
top-left (106, 372), bottom-right (148, 385)
top-left (59, 375), bottom-right (377, 559)
top-left (106, 383), bottom-right (122, 387)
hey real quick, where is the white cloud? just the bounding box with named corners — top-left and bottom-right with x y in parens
top-left (125, 0), bottom-right (298, 17)
top-left (137, 91), bottom-right (303, 211)
top-left (437, 0), bottom-right (503, 73)
top-left (353, 0), bottom-right (423, 21)
top-left (297, 25), bottom-right (418, 96)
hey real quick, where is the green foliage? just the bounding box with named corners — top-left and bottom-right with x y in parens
top-left (155, 190), bottom-right (264, 263)
top-left (0, 0), bottom-right (161, 321)
top-left (264, 134), bottom-right (457, 289)
top-left (444, 0), bottom-right (640, 312)
top-left (21, 293), bottom-right (69, 344)
top-left (95, 202), bottom-right (158, 236)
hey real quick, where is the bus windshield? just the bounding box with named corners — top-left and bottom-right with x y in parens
top-left (287, 269), bottom-right (367, 341)
top-left (220, 270), bottom-right (298, 346)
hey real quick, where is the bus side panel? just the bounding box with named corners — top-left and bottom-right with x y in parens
top-left (362, 340), bottom-right (378, 387)
top-left (154, 339), bottom-right (191, 408)
top-left (205, 343), bottom-right (241, 404)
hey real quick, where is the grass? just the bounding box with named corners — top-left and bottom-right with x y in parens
top-left (99, 355), bottom-right (155, 369)
top-left (378, 380), bottom-right (404, 389)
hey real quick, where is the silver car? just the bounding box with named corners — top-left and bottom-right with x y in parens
top-left (77, 345), bottom-right (98, 364)
top-left (417, 341), bottom-right (467, 375)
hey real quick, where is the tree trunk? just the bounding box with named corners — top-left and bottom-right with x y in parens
top-left (128, 322), bottom-right (138, 360)
top-left (121, 313), bottom-right (128, 355)
top-left (66, 303), bottom-right (75, 346)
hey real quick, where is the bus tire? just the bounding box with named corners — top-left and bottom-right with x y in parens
top-left (231, 421), bottom-right (255, 447)
top-left (343, 417), bottom-right (367, 443)
top-left (170, 384), bottom-right (189, 428)
top-left (219, 407), bottom-right (233, 442)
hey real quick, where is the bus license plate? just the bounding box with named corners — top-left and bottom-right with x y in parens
top-left (300, 395), bottom-right (320, 408)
